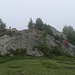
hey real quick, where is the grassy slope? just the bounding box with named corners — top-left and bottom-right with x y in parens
top-left (0, 55), bottom-right (75, 75)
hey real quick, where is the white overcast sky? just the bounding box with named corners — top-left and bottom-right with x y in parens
top-left (0, 0), bottom-right (75, 31)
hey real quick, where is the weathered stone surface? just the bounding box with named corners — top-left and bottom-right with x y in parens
top-left (0, 29), bottom-right (43, 56)
top-left (0, 26), bottom-right (75, 56)
top-left (50, 26), bottom-right (67, 39)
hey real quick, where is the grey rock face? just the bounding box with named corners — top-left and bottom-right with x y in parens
top-left (0, 27), bottom-right (75, 56)
top-left (0, 29), bottom-right (44, 56)
top-left (50, 26), bottom-right (67, 39)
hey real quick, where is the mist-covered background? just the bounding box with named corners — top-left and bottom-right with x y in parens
top-left (0, 0), bottom-right (75, 31)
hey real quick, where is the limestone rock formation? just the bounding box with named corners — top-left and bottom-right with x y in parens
top-left (0, 26), bottom-right (75, 56)
top-left (0, 29), bottom-right (43, 56)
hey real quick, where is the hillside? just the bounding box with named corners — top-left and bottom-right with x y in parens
top-left (0, 19), bottom-right (75, 75)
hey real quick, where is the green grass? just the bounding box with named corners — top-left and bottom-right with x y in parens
top-left (0, 55), bottom-right (75, 75)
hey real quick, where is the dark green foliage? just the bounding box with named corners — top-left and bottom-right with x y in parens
top-left (50, 46), bottom-right (61, 55)
top-left (8, 48), bottom-right (26, 55)
top-left (54, 35), bottom-right (63, 41)
top-left (38, 28), bottom-right (50, 55)
top-left (63, 25), bottom-right (74, 35)
top-left (28, 18), bottom-right (34, 29)
top-left (35, 18), bottom-right (43, 30)
top-left (42, 24), bottom-right (53, 36)
top-left (0, 24), bottom-right (6, 32)
top-left (41, 29), bottom-right (47, 42)
top-left (67, 32), bottom-right (75, 45)
top-left (36, 43), bottom-right (67, 56)
top-left (63, 25), bottom-right (75, 45)
top-left (0, 19), bottom-right (6, 32)
top-left (28, 18), bottom-right (53, 36)
top-left (50, 46), bottom-right (66, 56)
top-left (0, 31), bottom-right (7, 37)
top-left (0, 19), bottom-right (7, 37)
top-left (36, 43), bottom-right (50, 55)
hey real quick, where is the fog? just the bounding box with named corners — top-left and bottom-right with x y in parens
top-left (0, 0), bottom-right (75, 31)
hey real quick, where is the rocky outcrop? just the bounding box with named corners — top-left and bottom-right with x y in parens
top-left (0, 27), bottom-right (75, 56)
top-left (0, 29), bottom-right (44, 56)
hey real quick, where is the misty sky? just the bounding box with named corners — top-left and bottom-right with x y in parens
top-left (0, 0), bottom-right (75, 31)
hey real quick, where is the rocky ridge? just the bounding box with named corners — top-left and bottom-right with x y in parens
top-left (0, 26), bottom-right (75, 56)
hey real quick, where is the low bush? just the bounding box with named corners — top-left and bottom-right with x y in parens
top-left (8, 48), bottom-right (27, 55)
top-left (36, 43), bottom-right (68, 56)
